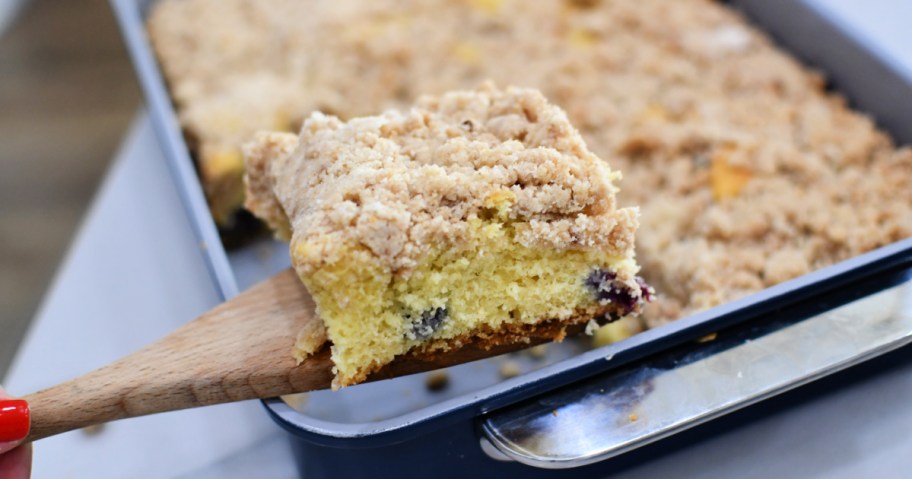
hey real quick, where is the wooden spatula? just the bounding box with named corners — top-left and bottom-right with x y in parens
top-left (21, 268), bottom-right (574, 442)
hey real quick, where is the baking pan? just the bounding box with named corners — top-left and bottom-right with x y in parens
top-left (279, 264), bottom-right (912, 477)
top-left (110, 0), bottom-right (912, 476)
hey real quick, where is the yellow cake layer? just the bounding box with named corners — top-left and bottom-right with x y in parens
top-left (294, 219), bottom-right (637, 388)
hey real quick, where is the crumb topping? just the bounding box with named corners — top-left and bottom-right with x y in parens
top-left (153, 0), bottom-right (912, 323)
top-left (242, 131), bottom-right (298, 239)
top-left (245, 84), bottom-right (638, 275)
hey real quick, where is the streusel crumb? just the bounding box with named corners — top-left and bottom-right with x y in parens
top-left (153, 0), bottom-right (912, 328)
top-left (249, 83), bottom-right (637, 277)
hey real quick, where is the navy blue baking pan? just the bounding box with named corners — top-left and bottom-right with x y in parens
top-left (110, 0), bottom-right (912, 476)
top-left (278, 262), bottom-right (912, 477)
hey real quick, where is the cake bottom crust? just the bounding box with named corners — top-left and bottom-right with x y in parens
top-left (340, 302), bottom-right (639, 388)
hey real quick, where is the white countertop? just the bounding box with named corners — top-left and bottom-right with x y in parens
top-left (5, 1), bottom-right (912, 477)
top-left (4, 115), bottom-right (296, 478)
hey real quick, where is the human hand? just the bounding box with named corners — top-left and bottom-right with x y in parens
top-left (0, 386), bottom-right (31, 479)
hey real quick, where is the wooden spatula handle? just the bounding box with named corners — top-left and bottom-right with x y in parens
top-left (23, 350), bottom-right (267, 441)
top-left (22, 269), bottom-right (334, 442)
top-left (22, 347), bottom-right (334, 442)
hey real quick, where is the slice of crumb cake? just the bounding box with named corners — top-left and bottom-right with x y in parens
top-left (244, 84), bottom-right (650, 388)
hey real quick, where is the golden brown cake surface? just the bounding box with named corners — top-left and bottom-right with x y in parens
top-left (150, 0), bottom-right (912, 325)
top-left (246, 84), bottom-right (637, 276)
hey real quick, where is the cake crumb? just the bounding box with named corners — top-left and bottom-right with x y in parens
top-left (425, 370), bottom-right (451, 392)
top-left (499, 360), bottom-right (523, 379)
top-left (525, 344), bottom-right (549, 360)
top-left (593, 316), bottom-right (644, 348)
top-left (696, 332), bottom-right (718, 343)
top-left (280, 393), bottom-right (310, 411)
top-left (81, 424), bottom-right (105, 436)
top-left (584, 319), bottom-right (600, 336)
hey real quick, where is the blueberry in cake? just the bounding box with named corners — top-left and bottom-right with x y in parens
top-left (243, 84), bottom-right (650, 387)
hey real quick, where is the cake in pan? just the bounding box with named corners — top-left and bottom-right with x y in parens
top-left (243, 85), bottom-right (649, 388)
top-left (148, 0), bottom-right (912, 327)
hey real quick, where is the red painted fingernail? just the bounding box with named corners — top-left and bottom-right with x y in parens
top-left (0, 400), bottom-right (30, 442)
